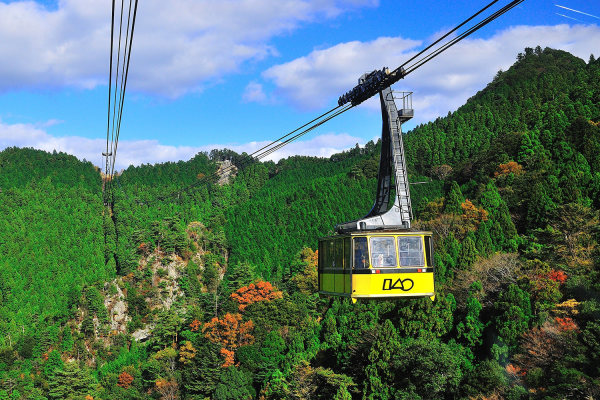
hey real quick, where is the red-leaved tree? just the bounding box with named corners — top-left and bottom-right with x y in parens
top-left (202, 313), bottom-right (254, 367)
top-left (230, 280), bottom-right (283, 311)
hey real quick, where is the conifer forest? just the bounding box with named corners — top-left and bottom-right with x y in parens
top-left (1, 47), bottom-right (600, 399)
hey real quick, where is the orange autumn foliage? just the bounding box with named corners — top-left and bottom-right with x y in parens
top-left (506, 363), bottom-right (526, 377)
top-left (220, 348), bottom-right (235, 368)
top-left (117, 371), bottom-right (134, 389)
top-left (555, 317), bottom-right (578, 332)
top-left (461, 199), bottom-right (488, 224)
top-left (494, 161), bottom-right (524, 177)
top-left (202, 313), bottom-right (254, 367)
top-left (230, 280), bottom-right (283, 311)
top-left (548, 269), bottom-right (567, 284)
top-left (189, 319), bottom-right (202, 332)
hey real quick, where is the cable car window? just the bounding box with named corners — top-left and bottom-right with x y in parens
top-left (370, 237), bottom-right (397, 268)
top-left (323, 241), bottom-right (330, 269)
top-left (334, 239), bottom-right (344, 269)
top-left (344, 237), bottom-right (351, 270)
top-left (397, 236), bottom-right (424, 267)
top-left (353, 237), bottom-right (369, 269)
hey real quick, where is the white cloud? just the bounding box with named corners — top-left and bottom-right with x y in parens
top-left (261, 24), bottom-right (600, 123)
top-left (242, 81), bottom-right (267, 103)
top-left (0, 0), bottom-right (376, 96)
top-left (263, 36), bottom-right (421, 110)
top-left (0, 120), bottom-right (363, 170)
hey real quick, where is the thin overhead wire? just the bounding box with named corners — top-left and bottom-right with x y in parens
top-left (110, 0), bottom-right (139, 179)
top-left (393, 0), bottom-right (501, 75)
top-left (104, 0), bottom-right (116, 180)
top-left (402, 0), bottom-right (524, 75)
top-left (103, 0), bottom-right (139, 203)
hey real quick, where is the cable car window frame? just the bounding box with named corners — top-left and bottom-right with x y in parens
top-left (334, 238), bottom-right (344, 269)
top-left (353, 237), bottom-right (369, 269)
top-left (318, 241), bottom-right (324, 272)
top-left (424, 235), bottom-right (433, 267)
top-left (328, 240), bottom-right (335, 269)
top-left (397, 236), bottom-right (425, 267)
top-left (344, 237), bottom-right (351, 270)
top-left (370, 236), bottom-right (397, 268)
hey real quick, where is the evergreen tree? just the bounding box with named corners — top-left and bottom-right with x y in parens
top-left (61, 326), bottom-right (74, 353)
top-left (457, 282), bottom-right (485, 348)
top-left (44, 350), bottom-right (64, 379)
top-left (445, 181), bottom-right (465, 214)
top-left (48, 362), bottom-right (96, 399)
top-left (458, 236), bottom-right (478, 268)
top-left (213, 367), bottom-right (254, 400)
top-left (527, 182), bottom-right (555, 228)
top-left (494, 284), bottom-right (532, 348)
top-left (363, 319), bottom-right (400, 400)
top-left (475, 221), bottom-right (494, 255)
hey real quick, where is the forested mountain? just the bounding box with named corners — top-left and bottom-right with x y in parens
top-left (0, 47), bottom-right (599, 399)
top-left (0, 148), bottom-right (110, 343)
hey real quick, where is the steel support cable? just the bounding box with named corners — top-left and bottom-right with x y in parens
top-left (180, 114), bottom-right (352, 203)
top-left (104, 0), bottom-right (116, 180)
top-left (109, 0), bottom-right (133, 176)
top-left (109, 0), bottom-right (139, 181)
top-left (402, 0), bottom-right (524, 75)
top-left (239, 104), bottom-right (346, 162)
top-left (392, 0), bottom-right (501, 76)
top-left (106, 0), bottom-right (128, 199)
top-left (257, 104), bottom-right (353, 160)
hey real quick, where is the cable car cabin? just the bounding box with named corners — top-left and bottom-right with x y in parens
top-left (318, 231), bottom-right (435, 302)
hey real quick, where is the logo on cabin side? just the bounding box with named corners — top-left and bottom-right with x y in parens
top-left (382, 278), bottom-right (414, 291)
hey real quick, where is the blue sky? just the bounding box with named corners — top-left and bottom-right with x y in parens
top-left (0, 0), bottom-right (599, 170)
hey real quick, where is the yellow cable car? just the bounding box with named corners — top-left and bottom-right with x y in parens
top-left (318, 231), bottom-right (435, 302)
top-left (318, 84), bottom-right (435, 301)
